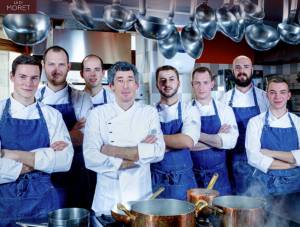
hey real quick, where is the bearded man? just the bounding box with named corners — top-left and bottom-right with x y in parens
top-left (221, 55), bottom-right (269, 194)
top-left (150, 65), bottom-right (200, 200)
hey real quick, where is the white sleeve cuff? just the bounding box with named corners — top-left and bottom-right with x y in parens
top-left (259, 156), bottom-right (274, 173)
top-left (0, 158), bottom-right (22, 184)
top-left (291, 150), bottom-right (300, 166)
top-left (137, 143), bottom-right (155, 162)
top-left (108, 156), bottom-right (123, 171)
top-left (34, 148), bottom-right (55, 173)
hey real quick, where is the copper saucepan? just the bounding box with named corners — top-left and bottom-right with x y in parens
top-left (117, 198), bottom-right (208, 227)
top-left (111, 187), bottom-right (165, 224)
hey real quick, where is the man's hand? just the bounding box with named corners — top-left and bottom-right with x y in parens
top-left (101, 144), bottom-right (114, 156)
top-left (142, 135), bottom-right (157, 144)
top-left (218, 124), bottom-right (231, 134)
top-left (51, 141), bottom-right (68, 151)
top-left (261, 149), bottom-right (272, 157)
top-left (70, 118), bottom-right (86, 146)
top-left (2, 149), bottom-right (18, 161)
top-left (20, 164), bottom-right (34, 174)
top-left (119, 160), bottom-right (139, 170)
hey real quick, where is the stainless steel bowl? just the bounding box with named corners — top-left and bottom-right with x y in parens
top-left (3, 12), bottom-right (51, 46)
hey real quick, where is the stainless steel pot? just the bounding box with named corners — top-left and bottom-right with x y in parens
top-left (16, 208), bottom-right (90, 227)
top-left (3, 12), bottom-right (51, 46)
top-left (69, 0), bottom-right (95, 29)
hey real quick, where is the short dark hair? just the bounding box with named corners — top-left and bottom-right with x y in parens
top-left (43, 45), bottom-right (69, 63)
top-left (12, 55), bottom-right (42, 76)
top-left (192, 66), bottom-right (214, 81)
top-left (107, 61), bottom-right (139, 85)
top-left (267, 76), bottom-right (289, 91)
top-left (80, 54), bottom-right (104, 72)
top-left (155, 65), bottom-right (179, 82)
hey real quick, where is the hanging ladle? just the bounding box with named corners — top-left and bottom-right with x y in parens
top-left (135, 0), bottom-right (174, 40)
top-left (216, 0), bottom-right (239, 39)
top-left (229, 0), bottom-right (246, 42)
top-left (158, 0), bottom-right (179, 59)
top-left (103, 0), bottom-right (136, 31)
top-left (69, 0), bottom-right (95, 29)
top-left (240, 0), bottom-right (265, 24)
top-left (278, 0), bottom-right (300, 45)
top-left (195, 0), bottom-right (217, 40)
top-left (245, 0), bottom-right (279, 51)
top-left (181, 0), bottom-right (203, 59)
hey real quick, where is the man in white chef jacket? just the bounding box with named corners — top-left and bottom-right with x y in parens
top-left (36, 46), bottom-right (93, 208)
top-left (221, 55), bottom-right (269, 194)
top-left (0, 55), bottom-right (73, 226)
top-left (83, 61), bottom-right (165, 215)
top-left (80, 54), bottom-right (115, 107)
top-left (190, 66), bottom-right (238, 195)
top-left (246, 76), bottom-right (300, 196)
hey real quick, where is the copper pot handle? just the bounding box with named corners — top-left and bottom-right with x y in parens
top-left (194, 199), bottom-right (208, 216)
top-left (149, 187), bottom-right (165, 200)
top-left (117, 203), bottom-right (136, 221)
top-left (207, 173), bottom-right (219, 190)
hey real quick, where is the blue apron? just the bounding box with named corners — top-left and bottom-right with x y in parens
top-left (228, 87), bottom-right (258, 194)
top-left (39, 86), bottom-right (93, 209)
top-left (252, 111), bottom-right (300, 196)
top-left (93, 89), bottom-right (107, 107)
top-left (0, 99), bottom-right (60, 227)
top-left (151, 102), bottom-right (197, 200)
top-left (191, 100), bottom-right (231, 195)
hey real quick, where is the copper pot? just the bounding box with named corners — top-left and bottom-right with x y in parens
top-left (212, 195), bottom-right (266, 227)
top-left (118, 199), bottom-right (208, 227)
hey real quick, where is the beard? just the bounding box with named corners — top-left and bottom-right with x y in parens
top-left (158, 86), bottom-right (179, 99)
top-left (48, 71), bottom-right (67, 86)
top-left (234, 73), bottom-right (252, 87)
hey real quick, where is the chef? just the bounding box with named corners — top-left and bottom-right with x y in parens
top-left (80, 54), bottom-right (115, 107)
top-left (246, 76), bottom-right (300, 196)
top-left (221, 55), bottom-right (269, 194)
top-left (151, 65), bottom-right (200, 200)
top-left (0, 55), bottom-right (73, 226)
top-left (190, 67), bottom-right (238, 195)
top-left (83, 61), bottom-right (165, 215)
top-left (36, 46), bottom-right (93, 208)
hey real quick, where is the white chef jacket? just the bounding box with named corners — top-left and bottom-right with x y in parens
top-left (83, 101), bottom-right (165, 214)
top-left (246, 110), bottom-right (300, 173)
top-left (190, 99), bottom-right (239, 149)
top-left (86, 88), bottom-right (115, 106)
top-left (36, 85), bottom-right (93, 122)
top-left (156, 100), bottom-right (200, 145)
top-left (221, 86), bottom-right (269, 112)
top-left (0, 96), bottom-right (74, 184)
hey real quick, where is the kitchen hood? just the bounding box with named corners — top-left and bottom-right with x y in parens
top-left (33, 29), bottom-right (132, 64)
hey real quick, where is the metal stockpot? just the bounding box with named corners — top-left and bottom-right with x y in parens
top-left (118, 199), bottom-right (208, 227)
top-left (212, 195), bottom-right (266, 227)
top-left (16, 208), bottom-right (90, 227)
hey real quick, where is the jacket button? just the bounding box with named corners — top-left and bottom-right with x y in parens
top-left (111, 141), bottom-right (114, 143)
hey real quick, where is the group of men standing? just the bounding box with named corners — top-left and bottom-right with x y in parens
top-left (0, 46), bottom-right (300, 226)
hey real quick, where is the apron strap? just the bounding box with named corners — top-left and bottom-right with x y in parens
top-left (103, 89), bottom-right (107, 104)
top-left (38, 86), bottom-right (46, 102)
top-left (228, 84), bottom-right (259, 110)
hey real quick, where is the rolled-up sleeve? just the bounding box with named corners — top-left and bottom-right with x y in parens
top-left (83, 109), bottom-right (123, 173)
top-left (218, 105), bottom-right (239, 149)
top-left (34, 111), bottom-right (74, 173)
top-left (291, 150), bottom-right (300, 166)
top-left (0, 158), bottom-right (22, 184)
top-left (182, 105), bottom-right (201, 145)
top-left (245, 116), bottom-right (273, 173)
top-left (137, 109), bottom-right (165, 164)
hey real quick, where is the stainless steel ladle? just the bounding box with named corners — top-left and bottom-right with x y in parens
top-left (135, 0), bottom-right (174, 40)
top-left (181, 0), bottom-right (203, 59)
top-left (229, 0), bottom-right (246, 42)
top-left (278, 0), bottom-right (300, 45)
top-left (216, 0), bottom-right (239, 39)
top-left (240, 0), bottom-right (265, 24)
top-left (195, 0), bottom-right (217, 40)
top-left (69, 0), bottom-right (95, 29)
top-left (103, 0), bottom-right (136, 31)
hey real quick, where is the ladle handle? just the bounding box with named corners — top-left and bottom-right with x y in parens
top-left (168, 0), bottom-right (176, 19)
top-left (189, 0), bottom-right (197, 20)
top-left (289, 0), bottom-right (298, 22)
top-left (149, 187), bottom-right (165, 200)
top-left (139, 0), bottom-right (146, 16)
top-left (258, 0), bottom-right (264, 12)
top-left (207, 173), bottom-right (219, 190)
top-left (117, 203), bottom-right (136, 220)
top-left (112, 0), bottom-right (121, 5)
top-left (282, 0), bottom-right (289, 22)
